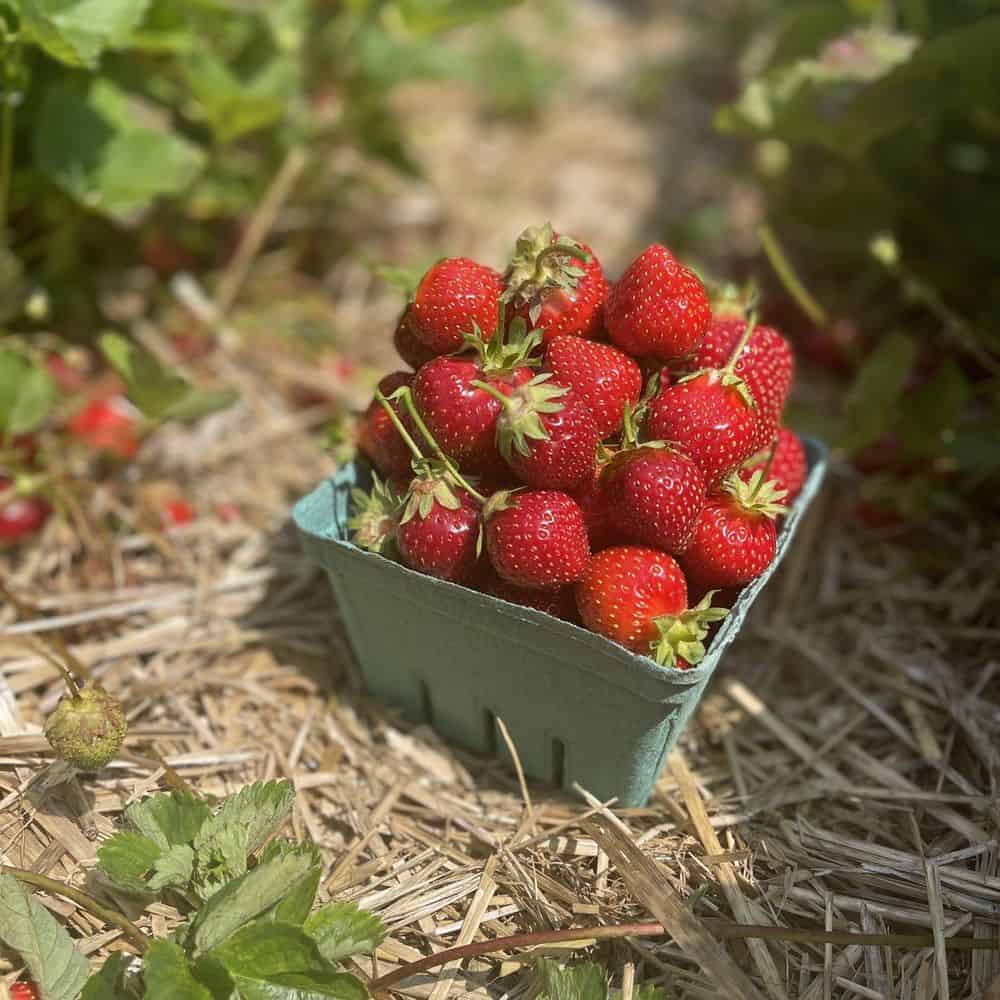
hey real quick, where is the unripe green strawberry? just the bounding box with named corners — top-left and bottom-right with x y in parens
top-left (44, 686), bottom-right (127, 771)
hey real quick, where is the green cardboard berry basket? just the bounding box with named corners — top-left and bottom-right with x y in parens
top-left (294, 438), bottom-right (827, 807)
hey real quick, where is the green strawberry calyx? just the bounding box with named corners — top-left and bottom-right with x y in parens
top-left (400, 464), bottom-right (464, 523)
top-left (650, 591), bottom-right (730, 669)
top-left (348, 474), bottom-right (403, 553)
top-left (722, 469), bottom-right (788, 518)
top-left (501, 222), bottom-right (592, 325)
top-left (481, 489), bottom-right (520, 521)
top-left (462, 307), bottom-right (543, 376)
top-left (473, 373), bottom-right (569, 460)
top-left (675, 367), bottom-right (756, 410)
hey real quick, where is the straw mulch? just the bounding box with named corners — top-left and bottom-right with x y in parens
top-left (2, 308), bottom-right (998, 1000)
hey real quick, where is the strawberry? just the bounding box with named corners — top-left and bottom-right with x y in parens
top-left (571, 466), bottom-right (620, 552)
top-left (67, 395), bottom-right (141, 460)
top-left (740, 428), bottom-right (806, 504)
top-left (685, 315), bottom-right (793, 449)
top-left (680, 471), bottom-right (786, 592)
top-left (485, 490), bottom-right (589, 589)
top-left (602, 445), bottom-right (706, 554)
top-left (502, 223), bottom-right (606, 343)
top-left (409, 257), bottom-right (504, 355)
top-left (397, 480), bottom-right (482, 584)
top-left (412, 320), bottom-right (539, 476)
top-left (357, 372), bottom-right (415, 481)
top-left (482, 571), bottom-right (579, 622)
top-left (544, 337), bottom-right (642, 438)
top-left (161, 498), bottom-right (195, 527)
top-left (646, 322), bottom-right (764, 487)
top-left (575, 546), bottom-right (728, 667)
top-left (0, 479), bottom-right (50, 542)
top-left (393, 306), bottom-right (438, 369)
top-left (480, 374), bottom-right (599, 490)
top-left (605, 245), bottom-right (711, 360)
top-left (10, 982), bottom-right (41, 1000)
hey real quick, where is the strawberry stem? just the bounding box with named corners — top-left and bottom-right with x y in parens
top-left (757, 223), bottom-right (829, 327)
top-left (759, 437), bottom-right (779, 486)
top-left (374, 389), bottom-right (425, 464)
top-left (396, 388), bottom-right (488, 504)
top-left (723, 311), bottom-right (759, 377)
top-left (470, 379), bottom-right (512, 407)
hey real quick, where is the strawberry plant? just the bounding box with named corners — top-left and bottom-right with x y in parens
top-left (0, 779), bottom-right (386, 999)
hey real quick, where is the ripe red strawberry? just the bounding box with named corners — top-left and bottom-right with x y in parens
top-left (605, 245), bottom-right (711, 360)
top-left (358, 372), bottom-right (416, 481)
top-left (10, 982), bottom-right (41, 1000)
top-left (602, 446), bottom-right (707, 554)
top-left (483, 374), bottom-right (599, 490)
top-left (397, 480), bottom-right (482, 584)
top-left (544, 338), bottom-right (642, 438)
top-left (576, 546), bottom-right (728, 667)
top-left (393, 306), bottom-right (438, 369)
top-left (485, 490), bottom-right (589, 589)
top-left (646, 368), bottom-right (759, 487)
top-left (409, 257), bottom-right (504, 354)
top-left (680, 471), bottom-right (786, 592)
top-left (571, 466), bottom-right (620, 552)
top-left (685, 316), bottom-right (793, 449)
top-left (67, 395), bottom-right (141, 459)
top-left (502, 223), bottom-right (606, 343)
top-left (482, 571), bottom-right (578, 622)
top-left (740, 428), bottom-right (806, 504)
top-left (0, 479), bottom-right (50, 542)
top-left (412, 321), bottom-right (539, 476)
top-left (161, 498), bottom-right (195, 527)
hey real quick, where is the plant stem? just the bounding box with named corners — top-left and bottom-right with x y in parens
top-left (757, 223), bottom-right (829, 327)
top-left (723, 311), bottom-right (758, 377)
top-left (1, 865), bottom-right (148, 954)
top-left (368, 919), bottom-right (998, 992)
top-left (374, 389), bottom-right (425, 464)
top-left (397, 389), bottom-right (487, 503)
top-left (469, 379), bottom-right (511, 407)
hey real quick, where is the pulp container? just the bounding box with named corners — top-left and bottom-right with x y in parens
top-left (294, 438), bottom-right (827, 806)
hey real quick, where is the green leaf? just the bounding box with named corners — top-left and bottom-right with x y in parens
top-left (126, 790), bottom-right (212, 851)
top-left (189, 846), bottom-right (318, 955)
top-left (160, 388), bottom-right (240, 423)
top-left (304, 902), bottom-right (386, 963)
top-left (260, 841), bottom-right (322, 926)
top-left (149, 843), bottom-right (197, 892)
top-left (82, 953), bottom-right (132, 999)
top-left (210, 921), bottom-right (369, 1000)
top-left (840, 331), bottom-right (917, 453)
top-left (898, 359), bottom-right (970, 459)
top-left (97, 831), bottom-right (162, 893)
top-left (193, 779), bottom-right (295, 893)
top-left (0, 874), bottom-right (90, 1000)
top-left (0, 350), bottom-right (56, 435)
top-left (34, 81), bottom-right (205, 221)
top-left (144, 940), bottom-right (231, 1000)
top-left (536, 958), bottom-right (608, 1000)
top-left (21, 0), bottom-right (152, 68)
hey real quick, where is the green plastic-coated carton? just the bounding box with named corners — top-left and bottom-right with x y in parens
top-left (294, 438), bottom-right (827, 806)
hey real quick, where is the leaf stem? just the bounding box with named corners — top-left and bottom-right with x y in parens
top-left (469, 379), bottom-right (511, 406)
top-left (1, 865), bottom-right (149, 954)
top-left (374, 389), bottom-right (425, 464)
top-left (757, 223), bottom-right (829, 327)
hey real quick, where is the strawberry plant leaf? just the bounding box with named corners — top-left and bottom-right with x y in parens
top-left (125, 790), bottom-right (212, 850)
top-left (189, 845), bottom-right (318, 955)
top-left (97, 831), bottom-right (163, 893)
top-left (610, 984), bottom-right (668, 1000)
top-left (259, 841), bottom-right (322, 926)
top-left (0, 350), bottom-right (57, 435)
top-left (536, 958), bottom-right (608, 1000)
top-left (160, 388), bottom-right (240, 423)
top-left (148, 843), bottom-right (197, 892)
top-left (21, 0), bottom-right (152, 68)
top-left (303, 901), bottom-right (387, 963)
top-left (81, 953), bottom-right (134, 999)
top-left (144, 940), bottom-right (231, 1000)
top-left (897, 359), bottom-right (969, 460)
top-left (192, 779), bottom-right (295, 894)
top-left (209, 920), bottom-right (369, 1000)
top-left (0, 874), bottom-right (90, 1000)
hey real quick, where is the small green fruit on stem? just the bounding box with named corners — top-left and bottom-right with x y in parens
top-left (44, 685), bottom-right (127, 771)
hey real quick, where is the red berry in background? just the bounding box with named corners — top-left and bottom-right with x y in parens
top-left (0, 478), bottom-right (50, 542)
top-left (491, 375), bottom-right (599, 490)
top-left (646, 369), bottom-right (759, 488)
top-left (357, 372), bottom-right (415, 481)
top-left (10, 982), bottom-right (41, 1000)
top-left (544, 337), bottom-right (642, 438)
top-left (161, 499), bottom-right (196, 528)
top-left (685, 316), bottom-right (794, 449)
top-left (393, 306), bottom-right (438, 369)
top-left (409, 257), bottom-right (504, 355)
top-left (482, 571), bottom-right (579, 622)
top-left (502, 223), bottom-right (606, 343)
top-left (602, 446), bottom-right (707, 554)
top-left (571, 466), bottom-right (621, 552)
top-left (67, 396), bottom-right (141, 460)
top-left (46, 352), bottom-right (87, 391)
top-left (397, 480), bottom-right (482, 584)
top-left (740, 428), bottom-right (806, 504)
top-left (214, 501), bottom-right (243, 523)
top-left (485, 490), bottom-right (589, 589)
top-left (575, 546), bottom-right (728, 667)
top-left (680, 472), bottom-right (787, 593)
top-left (605, 244), bottom-right (711, 360)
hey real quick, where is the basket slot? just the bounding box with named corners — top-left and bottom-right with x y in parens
top-left (418, 679), bottom-right (434, 724)
top-left (483, 709), bottom-right (498, 754)
top-left (550, 737), bottom-right (566, 787)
